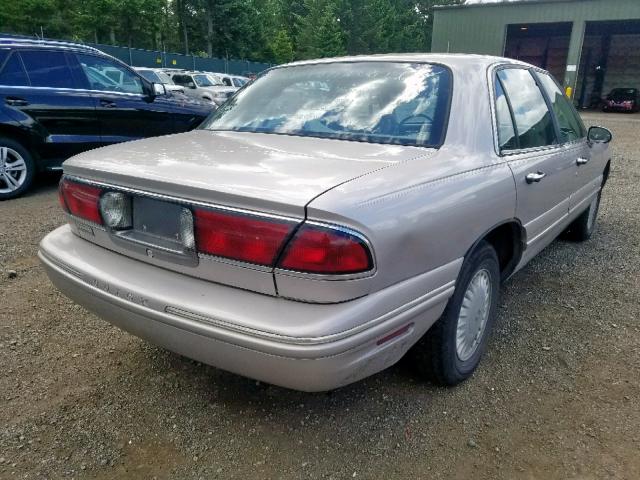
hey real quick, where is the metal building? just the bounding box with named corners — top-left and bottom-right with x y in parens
top-left (431, 0), bottom-right (640, 108)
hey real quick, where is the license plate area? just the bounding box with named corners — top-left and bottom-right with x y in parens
top-left (112, 196), bottom-right (198, 267)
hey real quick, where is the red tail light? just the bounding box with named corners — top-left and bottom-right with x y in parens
top-left (59, 178), bottom-right (103, 225)
top-left (278, 224), bottom-right (373, 274)
top-left (193, 208), bottom-right (295, 266)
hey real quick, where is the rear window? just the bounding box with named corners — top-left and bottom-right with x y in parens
top-left (20, 50), bottom-right (75, 88)
top-left (202, 62), bottom-right (452, 148)
top-left (0, 52), bottom-right (29, 86)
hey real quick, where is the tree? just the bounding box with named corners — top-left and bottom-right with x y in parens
top-left (295, 0), bottom-right (346, 59)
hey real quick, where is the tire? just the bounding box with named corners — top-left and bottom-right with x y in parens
top-left (563, 190), bottom-right (601, 242)
top-left (0, 137), bottom-right (35, 200)
top-left (411, 241), bottom-right (501, 386)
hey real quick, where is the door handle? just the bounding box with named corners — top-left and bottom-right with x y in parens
top-left (576, 157), bottom-right (590, 166)
top-left (525, 172), bottom-right (546, 184)
top-left (5, 97), bottom-right (28, 107)
top-left (99, 99), bottom-right (117, 108)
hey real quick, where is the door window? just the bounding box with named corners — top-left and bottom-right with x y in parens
top-left (20, 50), bottom-right (75, 88)
top-left (497, 68), bottom-right (556, 150)
top-left (75, 54), bottom-right (144, 94)
top-left (172, 75), bottom-right (193, 86)
top-left (536, 72), bottom-right (586, 143)
top-left (0, 52), bottom-right (29, 86)
top-left (495, 79), bottom-right (517, 150)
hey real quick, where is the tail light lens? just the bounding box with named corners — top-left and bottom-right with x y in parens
top-left (59, 178), bottom-right (103, 225)
top-left (277, 224), bottom-right (373, 274)
top-left (193, 208), bottom-right (295, 266)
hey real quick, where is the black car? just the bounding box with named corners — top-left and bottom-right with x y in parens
top-left (0, 38), bottom-right (214, 199)
top-left (602, 87), bottom-right (640, 113)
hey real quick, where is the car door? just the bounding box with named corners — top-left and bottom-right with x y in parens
top-left (495, 67), bottom-right (577, 259)
top-left (74, 53), bottom-right (174, 145)
top-left (1, 48), bottom-right (100, 166)
top-left (534, 71), bottom-right (603, 215)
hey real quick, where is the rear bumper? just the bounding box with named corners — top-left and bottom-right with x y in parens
top-left (39, 225), bottom-right (456, 391)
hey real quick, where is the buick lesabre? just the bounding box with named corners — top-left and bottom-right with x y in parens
top-left (40, 55), bottom-right (612, 391)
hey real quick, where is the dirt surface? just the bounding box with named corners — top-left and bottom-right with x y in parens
top-left (1, 112), bottom-right (639, 480)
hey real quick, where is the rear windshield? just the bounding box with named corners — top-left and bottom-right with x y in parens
top-left (201, 62), bottom-right (452, 148)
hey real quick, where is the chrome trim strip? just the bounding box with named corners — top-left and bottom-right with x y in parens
top-left (39, 249), bottom-right (84, 279)
top-left (165, 280), bottom-right (454, 346)
top-left (64, 175), bottom-right (301, 223)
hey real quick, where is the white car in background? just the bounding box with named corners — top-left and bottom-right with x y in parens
top-left (169, 70), bottom-right (236, 106)
top-left (212, 73), bottom-right (250, 89)
top-left (133, 67), bottom-right (186, 94)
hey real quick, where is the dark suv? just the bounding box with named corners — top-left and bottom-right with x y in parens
top-left (0, 38), bottom-right (215, 199)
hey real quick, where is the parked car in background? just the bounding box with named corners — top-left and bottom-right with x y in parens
top-left (0, 38), bottom-right (215, 199)
top-left (133, 67), bottom-right (185, 94)
top-left (602, 87), bottom-right (639, 112)
top-left (41, 55), bottom-right (612, 391)
top-left (213, 73), bottom-right (249, 89)
top-left (169, 70), bottom-right (235, 106)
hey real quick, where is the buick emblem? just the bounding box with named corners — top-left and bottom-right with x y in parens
top-left (146, 248), bottom-right (154, 258)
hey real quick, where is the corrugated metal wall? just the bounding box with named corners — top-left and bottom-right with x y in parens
top-left (431, 0), bottom-right (640, 55)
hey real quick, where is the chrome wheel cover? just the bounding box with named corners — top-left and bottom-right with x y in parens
top-left (456, 268), bottom-right (492, 362)
top-left (0, 146), bottom-right (28, 194)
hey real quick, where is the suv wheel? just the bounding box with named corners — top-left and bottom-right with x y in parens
top-left (411, 241), bottom-right (500, 385)
top-left (0, 137), bottom-right (35, 200)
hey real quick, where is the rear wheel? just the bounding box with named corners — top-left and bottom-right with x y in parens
top-left (0, 137), bottom-right (35, 200)
top-left (563, 190), bottom-right (601, 242)
top-left (411, 241), bottom-right (500, 385)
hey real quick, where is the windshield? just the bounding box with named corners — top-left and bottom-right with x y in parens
top-left (137, 69), bottom-right (161, 83)
top-left (156, 71), bottom-right (174, 84)
top-left (194, 74), bottom-right (216, 87)
top-left (201, 62), bottom-right (452, 147)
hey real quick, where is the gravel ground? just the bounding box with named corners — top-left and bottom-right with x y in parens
top-left (1, 112), bottom-right (639, 480)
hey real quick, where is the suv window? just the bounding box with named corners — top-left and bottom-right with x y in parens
top-left (20, 50), bottom-right (75, 88)
top-left (172, 74), bottom-right (193, 86)
top-left (0, 49), bottom-right (8, 66)
top-left (536, 72), bottom-right (586, 142)
top-left (76, 53), bottom-right (144, 94)
top-left (0, 52), bottom-right (29, 86)
top-left (497, 68), bottom-right (556, 150)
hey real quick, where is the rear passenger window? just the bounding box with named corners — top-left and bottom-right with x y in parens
top-left (20, 50), bottom-right (75, 88)
top-left (536, 72), bottom-right (586, 143)
top-left (0, 52), bottom-right (30, 86)
top-left (497, 68), bottom-right (556, 150)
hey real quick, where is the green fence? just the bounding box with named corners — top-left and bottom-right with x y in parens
top-left (90, 43), bottom-right (273, 75)
top-left (1, 33), bottom-right (273, 75)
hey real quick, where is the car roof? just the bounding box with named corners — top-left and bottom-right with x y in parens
top-left (280, 53), bottom-right (531, 70)
top-left (0, 36), bottom-right (102, 54)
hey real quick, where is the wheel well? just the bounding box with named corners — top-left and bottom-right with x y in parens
top-left (480, 222), bottom-right (524, 281)
top-left (0, 125), bottom-right (33, 152)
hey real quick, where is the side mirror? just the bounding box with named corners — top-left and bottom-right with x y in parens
top-left (188, 82), bottom-right (196, 89)
top-left (152, 83), bottom-right (167, 96)
top-left (588, 126), bottom-right (613, 144)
